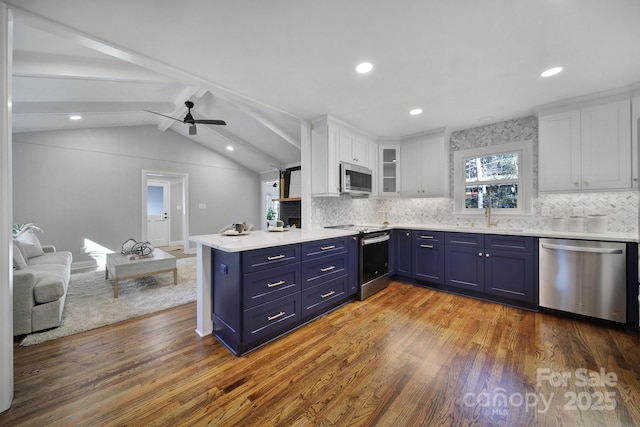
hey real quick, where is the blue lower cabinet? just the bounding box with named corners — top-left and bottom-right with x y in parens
top-left (301, 253), bottom-right (347, 288)
top-left (412, 241), bottom-right (445, 284)
top-left (243, 264), bottom-right (301, 309)
top-left (395, 230), bottom-right (412, 277)
top-left (444, 244), bottom-right (485, 291)
top-left (484, 248), bottom-right (536, 302)
top-left (347, 236), bottom-right (358, 295)
top-left (302, 274), bottom-right (348, 319)
top-left (242, 293), bottom-right (302, 345)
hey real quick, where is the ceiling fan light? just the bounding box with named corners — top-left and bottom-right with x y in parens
top-left (189, 124), bottom-right (197, 135)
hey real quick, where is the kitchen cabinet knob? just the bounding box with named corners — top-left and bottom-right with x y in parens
top-left (584, 181), bottom-right (589, 186)
top-left (478, 252), bottom-right (483, 257)
top-left (486, 253), bottom-right (490, 258)
top-left (405, 232), bottom-right (410, 236)
top-left (574, 182), bottom-right (580, 186)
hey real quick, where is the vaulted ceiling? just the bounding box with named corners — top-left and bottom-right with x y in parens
top-left (7, 0), bottom-right (640, 174)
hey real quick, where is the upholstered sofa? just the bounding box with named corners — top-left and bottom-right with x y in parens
top-left (13, 235), bottom-right (72, 336)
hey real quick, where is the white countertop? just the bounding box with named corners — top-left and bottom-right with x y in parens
top-left (190, 228), bottom-right (358, 252)
top-left (388, 223), bottom-right (639, 243)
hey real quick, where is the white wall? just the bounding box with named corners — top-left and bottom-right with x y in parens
top-left (13, 125), bottom-right (261, 264)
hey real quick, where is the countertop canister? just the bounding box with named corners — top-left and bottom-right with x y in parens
top-left (567, 216), bottom-right (585, 233)
top-left (587, 215), bottom-right (607, 233)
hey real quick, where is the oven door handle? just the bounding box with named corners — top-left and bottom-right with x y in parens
top-left (362, 234), bottom-right (390, 246)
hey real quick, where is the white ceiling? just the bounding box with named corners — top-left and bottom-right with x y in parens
top-left (6, 0), bottom-right (640, 173)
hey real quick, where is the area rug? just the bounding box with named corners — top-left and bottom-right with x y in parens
top-left (21, 256), bottom-right (197, 346)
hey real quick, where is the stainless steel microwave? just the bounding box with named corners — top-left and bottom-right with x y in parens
top-left (340, 162), bottom-right (372, 196)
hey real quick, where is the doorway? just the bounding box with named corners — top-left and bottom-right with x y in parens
top-left (141, 170), bottom-right (190, 253)
top-left (146, 180), bottom-right (170, 247)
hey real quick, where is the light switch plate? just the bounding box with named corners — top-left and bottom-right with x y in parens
top-left (199, 203), bottom-right (206, 209)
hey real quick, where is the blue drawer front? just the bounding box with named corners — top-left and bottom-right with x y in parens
top-left (242, 293), bottom-right (301, 343)
top-left (242, 244), bottom-right (300, 274)
top-left (302, 237), bottom-right (348, 259)
top-left (413, 230), bottom-right (444, 243)
top-left (243, 264), bottom-right (301, 309)
top-left (301, 274), bottom-right (348, 317)
top-left (445, 232), bottom-right (485, 247)
top-left (301, 253), bottom-right (348, 288)
top-left (485, 235), bottom-right (534, 253)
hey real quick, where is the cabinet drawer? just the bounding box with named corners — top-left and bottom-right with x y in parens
top-left (302, 253), bottom-right (348, 288)
top-left (242, 244), bottom-right (300, 274)
top-left (243, 264), bottom-right (301, 309)
top-left (243, 293), bottom-right (301, 344)
top-left (301, 274), bottom-right (348, 318)
top-left (485, 235), bottom-right (534, 253)
top-left (445, 232), bottom-right (484, 247)
top-left (413, 230), bottom-right (444, 243)
top-left (302, 237), bottom-right (349, 259)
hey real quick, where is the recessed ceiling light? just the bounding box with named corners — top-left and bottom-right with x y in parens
top-left (541, 67), bottom-right (563, 78)
top-left (355, 62), bottom-right (373, 74)
top-left (69, 115), bottom-right (82, 120)
top-left (409, 108), bottom-right (423, 116)
top-left (226, 145), bottom-right (234, 151)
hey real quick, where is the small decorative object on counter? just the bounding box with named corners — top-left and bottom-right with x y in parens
top-left (120, 238), bottom-right (154, 259)
top-left (551, 218), bottom-right (566, 232)
top-left (567, 216), bottom-right (585, 233)
top-left (587, 214), bottom-right (607, 233)
top-left (219, 222), bottom-right (254, 236)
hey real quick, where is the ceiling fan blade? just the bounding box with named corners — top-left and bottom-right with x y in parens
top-left (193, 119), bottom-right (227, 126)
top-left (144, 110), bottom-right (183, 123)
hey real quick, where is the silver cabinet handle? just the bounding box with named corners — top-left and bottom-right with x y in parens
top-left (320, 266), bottom-right (336, 272)
top-left (320, 245), bottom-right (336, 251)
top-left (267, 280), bottom-right (286, 288)
top-left (420, 235), bottom-right (434, 239)
top-left (420, 244), bottom-right (433, 249)
top-left (267, 254), bottom-right (285, 261)
top-left (268, 311), bottom-right (285, 321)
top-left (321, 291), bottom-right (336, 298)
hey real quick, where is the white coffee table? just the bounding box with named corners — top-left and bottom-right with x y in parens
top-left (105, 248), bottom-right (177, 298)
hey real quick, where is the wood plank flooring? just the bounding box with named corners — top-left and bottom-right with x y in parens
top-left (3, 280), bottom-right (640, 426)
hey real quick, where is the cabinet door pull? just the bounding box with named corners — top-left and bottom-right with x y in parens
top-left (321, 291), bottom-right (336, 298)
top-left (420, 235), bottom-right (434, 239)
top-left (420, 244), bottom-right (434, 249)
top-left (268, 311), bottom-right (285, 321)
top-left (267, 280), bottom-right (286, 288)
top-left (320, 245), bottom-right (336, 251)
top-left (486, 253), bottom-right (490, 258)
top-left (320, 265), bottom-right (336, 272)
top-left (478, 252), bottom-right (483, 257)
top-left (267, 254), bottom-right (286, 261)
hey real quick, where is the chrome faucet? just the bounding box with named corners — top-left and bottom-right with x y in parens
top-left (485, 201), bottom-right (499, 228)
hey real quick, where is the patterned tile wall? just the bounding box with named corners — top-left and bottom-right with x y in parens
top-left (311, 116), bottom-right (638, 234)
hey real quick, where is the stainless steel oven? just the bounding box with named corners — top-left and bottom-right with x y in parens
top-left (326, 224), bottom-right (390, 300)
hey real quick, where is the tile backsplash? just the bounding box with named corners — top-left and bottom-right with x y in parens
top-left (311, 115), bottom-right (638, 235)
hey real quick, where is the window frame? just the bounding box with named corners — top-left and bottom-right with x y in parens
top-left (453, 140), bottom-right (533, 217)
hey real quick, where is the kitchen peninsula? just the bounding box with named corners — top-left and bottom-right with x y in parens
top-left (190, 228), bottom-right (358, 355)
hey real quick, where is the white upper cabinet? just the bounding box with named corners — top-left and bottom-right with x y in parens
top-left (311, 116), bottom-right (375, 197)
top-left (311, 118), bottom-right (340, 197)
top-left (378, 144), bottom-right (401, 197)
top-left (400, 132), bottom-right (450, 197)
top-left (539, 98), bottom-right (632, 192)
top-left (338, 128), bottom-right (369, 167)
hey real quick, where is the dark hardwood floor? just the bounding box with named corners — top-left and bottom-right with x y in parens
top-left (3, 280), bottom-right (640, 426)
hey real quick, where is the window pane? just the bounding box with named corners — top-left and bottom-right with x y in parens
top-left (147, 185), bottom-right (164, 215)
top-left (464, 184), bottom-right (518, 209)
top-left (465, 153), bottom-right (518, 182)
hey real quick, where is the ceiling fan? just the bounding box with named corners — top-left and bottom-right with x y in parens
top-left (145, 101), bottom-right (226, 135)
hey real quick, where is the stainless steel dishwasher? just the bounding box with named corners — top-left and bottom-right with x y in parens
top-left (539, 238), bottom-right (626, 323)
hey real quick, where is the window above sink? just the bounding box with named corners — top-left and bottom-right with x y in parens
top-left (453, 140), bottom-right (534, 217)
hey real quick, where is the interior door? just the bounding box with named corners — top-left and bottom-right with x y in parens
top-left (147, 180), bottom-right (170, 247)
